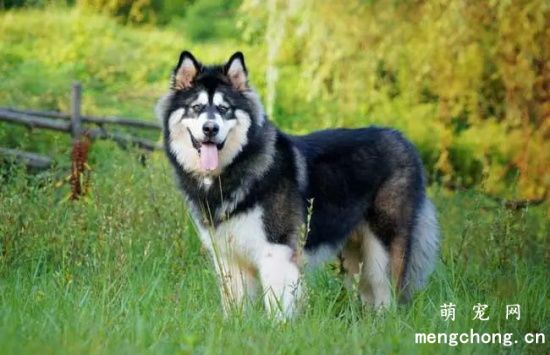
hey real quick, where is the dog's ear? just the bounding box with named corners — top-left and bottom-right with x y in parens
top-left (224, 52), bottom-right (248, 91)
top-left (173, 51), bottom-right (201, 90)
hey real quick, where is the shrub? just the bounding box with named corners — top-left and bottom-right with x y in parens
top-left (241, 0), bottom-right (550, 200)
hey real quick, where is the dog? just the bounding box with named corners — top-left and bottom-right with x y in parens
top-left (157, 51), bottom-right (439, 319)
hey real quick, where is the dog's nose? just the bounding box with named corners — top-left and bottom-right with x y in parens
top-left (202, 121), bottom-right (219, 137)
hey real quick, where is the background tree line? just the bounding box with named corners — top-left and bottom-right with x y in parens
top-left (0, 0), bottom-right (548, 201)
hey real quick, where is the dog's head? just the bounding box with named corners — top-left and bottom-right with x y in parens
top-left (158, 51), bottom-right (265, 175)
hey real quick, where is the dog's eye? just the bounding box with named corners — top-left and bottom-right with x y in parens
top-left (192, 104), bottom-right (204, 112)
top-left (217, 105), bottom-right (229, 115)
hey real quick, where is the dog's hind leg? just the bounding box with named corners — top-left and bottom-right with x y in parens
top-left (368, 169), bottom-right (424, 303)
top-left (340, 230), bottom-right (363, 291)
top-left (357, 224), bottom-right (392, 309)
top-left (390, 236), bottom-right (407, 292)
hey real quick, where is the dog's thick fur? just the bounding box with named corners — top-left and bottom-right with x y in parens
top-left (157, 51), bottom-right (439, 319)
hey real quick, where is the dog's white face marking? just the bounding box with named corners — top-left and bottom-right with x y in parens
top-left (194, 92), bottom-right (209, 105)
top-left (213, 92), bottom-right (225, 106)
top-left (167, 90), bottom-right (251, 176)
top-left (218, 108), bottom-right (250, 169)
top-left (184, 91), bottom-right (210, 143)
top-left (168, 108), bottom-right (201, 172)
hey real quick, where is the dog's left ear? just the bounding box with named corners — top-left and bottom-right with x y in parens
top-left (224, 52), bottom-right (248, 91)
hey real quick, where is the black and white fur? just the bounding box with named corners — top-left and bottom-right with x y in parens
top-left (157, 51), bottom-right (439, 319)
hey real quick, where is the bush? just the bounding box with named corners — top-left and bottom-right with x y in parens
top-left (0, 0), bottom-right (50, 9)
top-left (241, 0), bottom-right (550, 200)
top-left (76, 0), bottom-right (239, 27)
top-left (78, 0), bottom-right (157, 24)
top-left (182, 0), bottom-right (241, 41)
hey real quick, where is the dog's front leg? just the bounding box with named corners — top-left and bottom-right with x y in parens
top-left (213, 255), bottom-right (258, 316)
top-left (258, 244), bottom-right (302, 320)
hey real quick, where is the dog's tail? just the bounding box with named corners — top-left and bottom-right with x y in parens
top-left (402, 197), bottom-right (440, 300)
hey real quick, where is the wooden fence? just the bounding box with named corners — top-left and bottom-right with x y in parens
top-left (0, 82), bottom-right (162, 170)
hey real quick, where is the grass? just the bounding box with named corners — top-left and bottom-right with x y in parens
top-left (0, 144), bottom-right (548, 354)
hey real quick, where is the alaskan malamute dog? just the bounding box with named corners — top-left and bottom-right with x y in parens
top-left (157, 51), bottom-right (439, 319)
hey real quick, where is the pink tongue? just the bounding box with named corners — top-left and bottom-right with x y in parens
top-left (200, 144), bottom-right (219, 171)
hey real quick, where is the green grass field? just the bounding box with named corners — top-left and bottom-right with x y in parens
top-left (1, 145), bottom-right (548, 354)
top-left (0, 6), bottom-right (549, 355)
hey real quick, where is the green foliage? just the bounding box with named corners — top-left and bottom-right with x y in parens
top-left (151, 0), bottom-right (191, 24)
top-left (182, 0), bottom-right (241, 41)
top-left (78, 0), bottom-right (158, 24)
top-left (242, 0), bottom-right (550, 200)
top-left (76, 0), bottom-right (240, 27)
top-left (0, 0), bottom-right (71, 9)
top-left (0, 2), bottom-right (548, 200)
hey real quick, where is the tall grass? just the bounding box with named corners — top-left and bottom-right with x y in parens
top-left (1, 144), bottom-right (548, 354)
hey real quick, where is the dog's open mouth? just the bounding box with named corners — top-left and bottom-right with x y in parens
top-left (187, 128), bottom-right (225, 171)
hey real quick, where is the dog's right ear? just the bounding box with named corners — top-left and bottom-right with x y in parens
top-left (172, 51), bottom-right (201, 90)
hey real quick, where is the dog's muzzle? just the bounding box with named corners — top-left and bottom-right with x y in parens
top-left (187, 128), bottom-right (226, 152)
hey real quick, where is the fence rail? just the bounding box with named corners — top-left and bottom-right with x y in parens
top-left (0, 82), bottom-right (162, 170)
top-left (3, 107), bottom-right (161, 130)
top-left (0, 147), bottom-right (52, 170)
top-left (0, 109), bottom-right (72, 132)
top-left (88, 128), bottom-right (162, 151)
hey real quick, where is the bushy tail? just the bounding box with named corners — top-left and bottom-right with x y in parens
top-left (402, 198), bottom-right (440, 300)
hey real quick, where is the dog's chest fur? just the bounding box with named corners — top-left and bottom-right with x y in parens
top-left (192, 204), bottom-right (292, 268)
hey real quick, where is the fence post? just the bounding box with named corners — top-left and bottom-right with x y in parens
top-left (69, 81), bottom-right (90, 201)
top-left (71, 82), bottom-right (82, 140)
